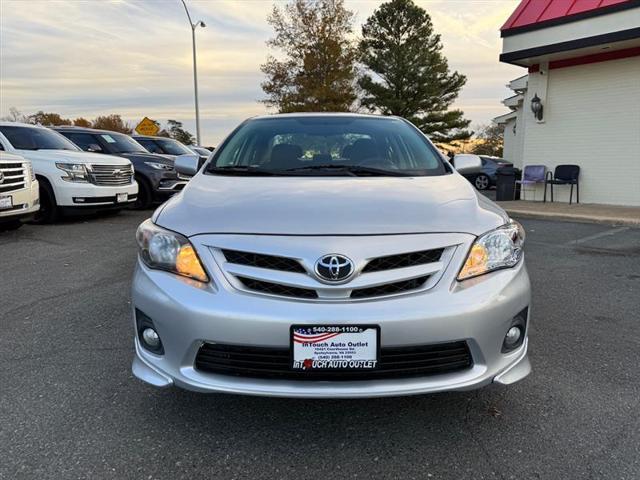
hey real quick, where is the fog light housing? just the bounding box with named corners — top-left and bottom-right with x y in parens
top-left (502, 307), bottom-right (528, 353)
top-left (136, 308), bottom-right (164, 354)
top-left (142, 328), bottom-right (160, 348)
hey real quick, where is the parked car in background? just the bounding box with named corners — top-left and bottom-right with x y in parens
top-left (55, 127), bottom-right (188, 209)
top-left (0, 122), bottom-right (137, 222)
top-left (131, 113), bottom-right (530, 398)
top-left (132, 134), bottom-right (209, 167)
top-left (189, 146), bottom-right (214, 159)
top-left (453, 154), bottom-right (513, 190)
top-left (0, 152), bottom-right (39, 230)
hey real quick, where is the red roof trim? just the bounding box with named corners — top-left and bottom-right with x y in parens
top-left (501, 0), bottom-right (636, 35)
top-left (548, 46), bottom-right (640, 69)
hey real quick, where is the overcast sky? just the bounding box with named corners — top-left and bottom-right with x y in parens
top-left (0, 0), bottom-right (523, 145)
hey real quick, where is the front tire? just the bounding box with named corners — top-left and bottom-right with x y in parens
top-left (32, 179), bottom-right (59, 224)
top-left (474, 174), bottom-right (490, 191)
top-left (132, 176), bottom-right (152, 210)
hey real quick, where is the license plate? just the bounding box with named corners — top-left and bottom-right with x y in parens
top-left (116, 193), bottom-right (128, 203)
top-left (291, 325), bottom-right (379, 371)
top-left (0, 196), bottom-right (12, 210)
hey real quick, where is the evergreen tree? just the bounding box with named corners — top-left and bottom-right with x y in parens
top-left (261, 0), bottom-right (358, 112)
top-left (358, 0), bottom-right (471, 142)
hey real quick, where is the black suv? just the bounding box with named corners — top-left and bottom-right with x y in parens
top-left (54, 127), bottom-right (188, 209)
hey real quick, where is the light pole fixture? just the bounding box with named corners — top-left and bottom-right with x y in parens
top-left (531, 93), bottom-right (543, 121)
top-left (180, 0), bottom-right (205, 145)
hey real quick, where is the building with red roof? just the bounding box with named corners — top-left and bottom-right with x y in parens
top-left (494, 0), bottom-right (640, 205)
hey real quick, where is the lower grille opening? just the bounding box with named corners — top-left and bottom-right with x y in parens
top-left (350, 276), bottom-right (430, 299)
top-left (236, 276), bottom-right (318, 299)
top-left (195, 341), bottom-right (472, 380)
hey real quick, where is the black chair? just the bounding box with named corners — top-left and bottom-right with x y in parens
top-left (544, 165), bottom-right (580, 204)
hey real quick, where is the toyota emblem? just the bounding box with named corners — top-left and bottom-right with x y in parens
top-left (315, 254), bottom-right (354, 283)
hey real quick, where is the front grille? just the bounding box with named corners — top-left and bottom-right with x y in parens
top-left (350, 276), bottom-right (430, 299)
top-left (223, 249), bottom-right (306, 273)
top-left (363, 248), bottom-right (444, 273)
top-left (0, 162), bottom-right (26, 193)
top-left (88, 164), bottom-right (134, 186)
top-left (195, 341), bottom-right (472, 380)
top-left (236, 276), bottom-right (318, 299)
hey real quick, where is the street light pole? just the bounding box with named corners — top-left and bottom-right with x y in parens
top-left (180, 0), bottom-right (205, 146)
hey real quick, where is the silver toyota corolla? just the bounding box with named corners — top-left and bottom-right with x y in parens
top-left (131, 113), bottom-right (531, 398)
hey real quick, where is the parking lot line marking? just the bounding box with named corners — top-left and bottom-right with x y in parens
top-left (567, 227), bottom-right (630, 246)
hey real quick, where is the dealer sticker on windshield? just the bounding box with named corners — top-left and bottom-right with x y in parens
top-left (291, 325), bottom-right (379, 371)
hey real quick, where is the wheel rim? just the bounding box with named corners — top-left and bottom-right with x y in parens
top-left (475, 175), bottom-right (489, 190)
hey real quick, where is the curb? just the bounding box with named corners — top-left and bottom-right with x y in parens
top-left (502, 209), bottom-right (640, 227)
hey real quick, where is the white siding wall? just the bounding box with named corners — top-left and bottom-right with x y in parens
top-left (502, 118), bottom-right (517, 165)
top-left (521, 57), bottom-right (640, 206)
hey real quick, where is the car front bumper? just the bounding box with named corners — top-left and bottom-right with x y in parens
top-left (53, 181), bottom-right (138, 208)
top-left (131, 253), bottom-right (532, 398)
top-left (0, 180), bottom-right (40, 220)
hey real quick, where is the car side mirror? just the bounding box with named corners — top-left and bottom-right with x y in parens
top-left (175, 154), bottom-right (200, 176)
top-left (87, 144), bottom-right (102, 153)
top-left (453, 156), bottom-right (482, 175)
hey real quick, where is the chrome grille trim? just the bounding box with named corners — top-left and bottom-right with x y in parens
top-left (0, 162), bottom-right (27, 193)
top-left (87, 164), bottom-right (134, 186)
top-left (203, 237), bottom-right (461, 302)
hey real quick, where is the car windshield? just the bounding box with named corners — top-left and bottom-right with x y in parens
top-left (206, 116), bottom-right (446, 176)
top-left (100, 133), bottom-right (147, 154)
top-left (152, 138), bottom-right (193, 156)
top-left (0, 125), bottom-right (79, 151)
top-left (191, 146), bottom-right (211, 156)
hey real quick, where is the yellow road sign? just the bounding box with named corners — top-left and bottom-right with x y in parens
top-left (135, 117), bottom-right (160, 136)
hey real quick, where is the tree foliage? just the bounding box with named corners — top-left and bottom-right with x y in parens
top-left (471, 123), bottom-right (504, 157)
top-left (91, 114), bottom-right (132, 134)
top-left (29, 111), bottom-right (72, 126)
top-left (73, 117), bottom-right (92, 127)
top-left (358, 0), bottom-right (471, 142)
top-left (166, 119), bottom-right (195, 145)
top-left (261, 0), bottom-right (358, 112)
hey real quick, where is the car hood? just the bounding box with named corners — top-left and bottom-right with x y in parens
top-left (155, 173), bottom-right (508, 237)
top-left (16, 149), bottom-right (131, 166)
top-left (120, 152), bottom-right (174, 166)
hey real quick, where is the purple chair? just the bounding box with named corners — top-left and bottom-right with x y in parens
top-left (515, 165), bottom-right (546, 200)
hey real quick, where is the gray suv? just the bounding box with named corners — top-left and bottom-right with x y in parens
top-left (131, 114), bottom-right (531, 398)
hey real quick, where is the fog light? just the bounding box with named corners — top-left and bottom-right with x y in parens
top-left (505, 326), bottom-right (522, 346)
top-left (142, 328), bottom-right (160, 348)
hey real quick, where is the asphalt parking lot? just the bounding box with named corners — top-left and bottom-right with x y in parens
top-left (1, 211), bottom-right (639, 480)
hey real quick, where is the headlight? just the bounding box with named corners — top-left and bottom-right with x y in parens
top-left (56, 163), bottom-right (89, 182)
top-left (136, 219), bottom-right (209, 283)
top-left (458, 220), bottom-right (525, 281)
top-left (144, 161), bottom-right (173, 171)
top-left (25, 163), bottom-right (36, 181)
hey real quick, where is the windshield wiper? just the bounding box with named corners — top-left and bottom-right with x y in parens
top-left (208, 165), bottom-right (282, 176)
top-left (285, 164), bottom-right (410, 177)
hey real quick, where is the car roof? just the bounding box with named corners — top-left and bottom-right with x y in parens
top-left (249, 112), bottom-right (396, 121)
top-left (0, 121), bottom-right (49, 129)
top-left (52, 126), bottom-right (126, 135)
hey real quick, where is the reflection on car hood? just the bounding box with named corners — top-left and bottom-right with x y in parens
top-left (121, 152), bottom-right (174, 166)
top-left (155, 172), bottom-right (509, 237)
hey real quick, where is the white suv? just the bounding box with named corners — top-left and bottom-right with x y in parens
top-left (0, 152), bottom-right (40, 230)
top-left (0, 122), bottom-right (138, 222)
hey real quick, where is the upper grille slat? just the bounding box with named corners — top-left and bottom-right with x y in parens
top-left (362, 248), bottom-right (444, 273)
top-left (222, 249), bottom-right (306, 273)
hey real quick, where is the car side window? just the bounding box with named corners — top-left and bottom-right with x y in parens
top-left (67, 133), bottom-right (102, 152)
top-left (137, 138), bottom-right (162, 154)
top-left (0, 142), bottom-right (4, 151)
